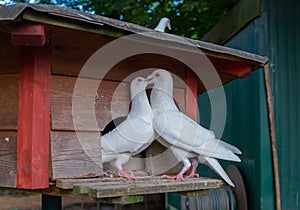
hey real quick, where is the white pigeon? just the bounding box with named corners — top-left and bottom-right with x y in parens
top-left (145, 69), bottom-right (241, 186)
top-left (101, 77), bottom-right (155, 180)
top-left (154, 17), bottom-right (171, 32)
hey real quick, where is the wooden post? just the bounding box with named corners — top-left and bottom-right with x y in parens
top-left (185, 68), bottom-right (198, 121)
top-left (11, 23), bottom-right (51, 189)
top-left (264, 64), bottom-right (281, 210)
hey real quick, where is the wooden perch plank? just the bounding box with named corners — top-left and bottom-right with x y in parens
top-left (73, 178), bottom-right (163, 194)
top-left (0, 74), bottom-right (18, 130)
top-left (82, 177), bottom-right (224, 198)
top-left (17, 45), bottom-right (51, 189)
top-left (57, 176), bottom-right (161, 190)
top-left (0, 131), bottom-right (17, 188)
top-left (51, 131), bottom-right (103, 179)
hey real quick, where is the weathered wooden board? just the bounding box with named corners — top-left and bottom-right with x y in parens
top-left (57, 174), bottom-right (153, 190)
top-left (69, 176), bottom-right (224, 198)
top-left (0, 74), bottom-right (18, 130)
top-left (50, 26), bottom-right (186, 82)
top-left (51, 26), bottom-right (112, 77)
top-left (51, 76), bottom-right (130, 131)
top-left (102, 54), bottom-right (186, 84)
top-left (51, 75), bottom-right (185, 131)
top-left (0, 131), bottom-right (17, 188)
top-left (51, 131), bottom-right (103, 179)
top-left (89, 178), bottom-right (223, 198)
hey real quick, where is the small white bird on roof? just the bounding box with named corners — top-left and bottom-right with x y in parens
top-left (154, 17), bottom-right (171, 32)
top-left (145, 69), bottom-right (241, 186)
top-left (101, 77), bottom-right (155, 180)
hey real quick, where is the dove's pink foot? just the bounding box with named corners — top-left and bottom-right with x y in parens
top-left (185, 160), bottom-right (199, 178)
top-left (161, 172), bottom-right (185, 181)
top-left (118, 170), bottom-right (136, 180)
top-left (185, 168), bottom-right (199, 178)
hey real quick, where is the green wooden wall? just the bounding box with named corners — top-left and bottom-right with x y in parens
top-left (264, 0), bottom-right (300, 209)
top-left (198, 10), bottom-right (275, 210)
top-left (199, 0), bottom-right (300, 209)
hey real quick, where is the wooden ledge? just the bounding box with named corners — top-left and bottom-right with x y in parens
top-left (56, 176), bottom-right (226, 199)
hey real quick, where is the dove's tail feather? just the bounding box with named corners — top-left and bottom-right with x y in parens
top-left (216, 140), bottom-right (242, 154)
top-left (195, 141), bottom-right (241, 162)
top-left (204, 157), bottom-right (235, 187)
top-left (210, 146), bottom-right (241, 162)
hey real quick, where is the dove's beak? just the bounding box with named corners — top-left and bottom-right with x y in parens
top-left (167, 22), bottom-right (171, 30)
top-left (145, 75), bottom-right (154, 85)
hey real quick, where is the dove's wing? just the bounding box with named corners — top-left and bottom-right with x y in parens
top-left (126, 117), bottom-right (155, 155)
top-left (102, 117), bottom-right (153, 154)
top-left (153, 109), bottom-right (215, 147)
top-left (132, 138), bottom-right (155, 156)
top-left (100, 116), bottom-right (127, 136)
top-left (153, 109), bottom-right (240, 162)
top-left (101, 131), bottom-right (141, 155)
top-left (117, 117), bottom-right (154, 144)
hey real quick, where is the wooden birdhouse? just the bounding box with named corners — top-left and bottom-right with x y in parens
top-left (0, 3), bottom-right (268, 200)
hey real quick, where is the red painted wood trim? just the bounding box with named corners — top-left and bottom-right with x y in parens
top-left (11, 23), bottom-right (47, 46)
top-left (208, 56), bottom-right (252, 78)
top-left (185, 68), bottom-right (198, 122)
top-left (17, 46), bottom-right (51, 189)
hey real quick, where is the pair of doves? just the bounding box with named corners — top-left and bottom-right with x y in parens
top-left (101, 69), bottom-right (241, 187)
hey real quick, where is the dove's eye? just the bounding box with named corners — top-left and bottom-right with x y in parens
top-left (155, 73), bottom-right (160, 77)
top-left (137, 78), bottom-right (143, 82)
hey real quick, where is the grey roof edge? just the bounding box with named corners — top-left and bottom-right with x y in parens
top-left (0, 3), bottom-right (268, 66)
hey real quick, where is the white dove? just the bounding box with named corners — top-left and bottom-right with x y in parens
top-left (154, 17), bottom-right (171, 32)
top-left (101, 17), bottom-right (171, 135)
top-left (145, 69), bottom-right (241, 186)
top-left (101, 77), bottom-right (155, 180)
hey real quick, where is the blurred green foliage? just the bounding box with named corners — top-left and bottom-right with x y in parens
top-left (3, 0), bottom-right (238, 39)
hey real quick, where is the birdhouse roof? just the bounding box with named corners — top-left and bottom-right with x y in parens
top-left (0, 3), bottom-right (268, 92)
